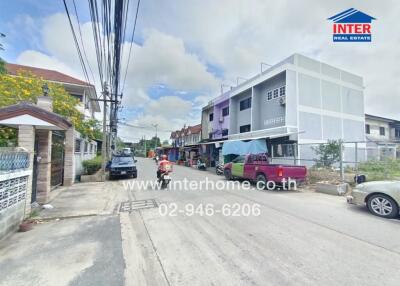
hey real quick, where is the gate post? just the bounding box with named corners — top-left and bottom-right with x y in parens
top-left (63, 127), bottom-right (75, 186)
top-left (36, 130), bottom-right (52, 203)
top-left (18, 125), bottom-right (35, 217)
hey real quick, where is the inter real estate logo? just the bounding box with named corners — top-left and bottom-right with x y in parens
top-left (328, 8), bottom-right (376, 42)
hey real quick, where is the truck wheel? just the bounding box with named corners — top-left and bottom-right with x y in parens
top-left (224, 169), bottom-right (232, 180)
top-left (367, 194), bottom-right (399, 219)
top-left (256, 174), bottom-right (267, 190)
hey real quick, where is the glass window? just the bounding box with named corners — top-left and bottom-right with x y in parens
top-left (75, 139), bottom-right (81, 153)
top-left (232, 155), bottom-right (245, 163)
top-left (379, 127), bottom-right (385, 136)
top-left (279, 86), bottom-right (286, 96)
top-left (222, 129), bottom-right (228, 136)
top-left (273, 89), bottom-right (279, 98)
top-left (112, 156), bottom-right (134, 164)
top-left (267, 91), bottom-right (272, 100)
top-left (222, 107), bottom-right (229, 117)
top-left (365, 124), bottom-right (370, 134)
top-left (239, 98), bottom-right (251, 111)
top-left (395, 128), bottom-right (400, 138)
top-left (84, 142), bottom-right (89, 153)
top-left (239, 124), bottom-right (251, 133)
top-left (209, 113), bottom-right (214, 121)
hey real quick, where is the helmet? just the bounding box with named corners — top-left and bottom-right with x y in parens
top-left (162, 155), bottom-right (168, 160)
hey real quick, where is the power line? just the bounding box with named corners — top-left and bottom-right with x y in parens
top-left (72, 0), bottom-right (97, 86)
top-left (121, 0), bottom-right (141, 94)
top-left (62, 0), bottom-right (92, 87)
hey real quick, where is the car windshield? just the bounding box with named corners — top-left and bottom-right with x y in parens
top-left (232, 155), bottom-right (245, 163)
top-left (112, 156), bottom-right (133, 164)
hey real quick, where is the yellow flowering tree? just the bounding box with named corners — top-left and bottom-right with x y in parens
top-left (0, 71), bottom-right (101, 146)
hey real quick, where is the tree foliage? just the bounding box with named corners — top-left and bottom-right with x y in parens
top-left (0, 58), bottom-right (6, 75)
top-left (312, 140), bottom-right (343, 168)
top-left (0, 71), bottom-right (101, 145)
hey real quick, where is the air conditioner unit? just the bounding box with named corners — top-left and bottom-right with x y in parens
top-left (219, 117), bottom-right (224, 123)
top-left (279, 96), bottom-right (286, 105)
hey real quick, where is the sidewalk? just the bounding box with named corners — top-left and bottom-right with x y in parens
top-left (0, 180), bottom-right (128, 286)
top-left (38, 180), bottom-right (128, 219)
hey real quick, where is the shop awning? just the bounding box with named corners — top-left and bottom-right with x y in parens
top-left (222, 139), bottom-right (268, 155)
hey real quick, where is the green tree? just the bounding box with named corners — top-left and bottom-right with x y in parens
top-left (0, 58), bottom-right (6, 74)
top-left (0, 71), bottom-right (101, 145)
top-left (312, 140), bottom-right (343, 168)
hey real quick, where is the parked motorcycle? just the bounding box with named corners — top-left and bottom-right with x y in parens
top-left (158, 171), bottom-right (171, 189)
top-left (216, 163), bottom-right (224, 175)
top-left (197, 160), bottom-right (207, 171)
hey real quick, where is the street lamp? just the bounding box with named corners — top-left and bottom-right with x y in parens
top-left (42, 83), bottom-right (49, 96)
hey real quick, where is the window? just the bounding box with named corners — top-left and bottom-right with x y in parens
top-left (112, 156), bottom-right (134, 164)
top-left (379, 127), bottom-right (385, 136)
top-left (239, 98), bottom-right (251, 111)
top-left (395, 128), bottom-right (400, 138)
top-left (222, 129), bottom-right (228, 136)
top-left (239, 124), bottom-right (251, 133)
top-left (365, 124), bottom-right (370, 134)
top-left (84, 142), bottom-right (89, 153)
top-left (273, 89), bottom-right (279, 98)
top-left (209, 113), bottom-right (214, 121)
top-left (222, 106), bottom-right (229, 117)
top-left (71, 93), bottom-right (83, 102)
top-left (279, 86), bottom-right (286, 96)
top-left (267, 91), bottom-right (272, 100)
top-left (232, 155), bottom-right (245, 163)
top-left (272, 144), bottom-right (296, 158)
top-left (75, 139), bottom-right (81, 153)
top-left (209, 133), bottom-right (213, 139)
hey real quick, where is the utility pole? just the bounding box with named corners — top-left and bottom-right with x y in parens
top-left (144, 135), bottom-right (147, 158)
top-left (101, 83), bottom-right (109, 174)
top-left (152, 123), bottom-right (158, 149)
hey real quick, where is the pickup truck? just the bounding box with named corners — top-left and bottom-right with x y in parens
top-left (223, 154), bottom-right (307, 185)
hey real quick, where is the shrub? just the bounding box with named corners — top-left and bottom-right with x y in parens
top-left (82, 156), bottom-right (102, 175)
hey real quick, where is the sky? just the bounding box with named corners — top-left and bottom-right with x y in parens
top-left (1, 0), bottom-right (399, 142)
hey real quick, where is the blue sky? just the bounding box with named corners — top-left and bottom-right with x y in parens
top-left (1, 1), bottom-right (399, 141)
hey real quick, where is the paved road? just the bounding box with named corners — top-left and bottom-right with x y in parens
top-left (123, 158), bottom-right (400, 286)
top-left (1, 157), bottom-right (400, 286)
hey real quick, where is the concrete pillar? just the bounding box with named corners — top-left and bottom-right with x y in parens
top-left (36, 96), bottom-right (53, 112)
top-left (63, 127), bottom-right (75, 186)
top-left (36, 130), bottom-right (52, 203)
top-left (18, 125), bottom-right (35, 217)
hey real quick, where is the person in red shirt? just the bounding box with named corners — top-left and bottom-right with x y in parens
top-left (157, 154), bottom-right (172, 178)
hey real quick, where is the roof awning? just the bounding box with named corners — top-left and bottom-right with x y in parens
top-left (222, 139), bottom-right (267, 155)
top-left (0, 102), bottom-right (72, 130)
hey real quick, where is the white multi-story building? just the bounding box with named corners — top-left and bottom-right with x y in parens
top-left (204, 54), bottom-right (366, 164)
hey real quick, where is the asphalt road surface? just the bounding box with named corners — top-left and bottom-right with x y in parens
top-left (122, 158), bottom-right (400, 286)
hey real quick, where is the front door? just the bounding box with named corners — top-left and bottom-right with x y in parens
top-left (231, 155), bottom-right (245, 177)
top-left (50, 131), bottom-right (65, 187)
top-left (31, 134), bottom-right (39, 203)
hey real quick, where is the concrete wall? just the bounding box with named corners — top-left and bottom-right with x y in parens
top-left (229, 89), bottom-right (252, 134)
top-left (201, 105), bottom-right (213, 140)
top-left (212, 97), bottom-right (230, 139)
top-left (74, 132), bottom-right (97, 177)
top-left (0, 169), bottom-right (30, 240)
top-left (252, 72), bottom-right (286, 131)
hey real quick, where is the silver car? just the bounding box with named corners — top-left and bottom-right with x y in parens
top-left (347, 181), bottom-right (400, 219)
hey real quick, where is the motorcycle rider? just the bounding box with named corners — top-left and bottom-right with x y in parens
top-left (157, 154), bottom-right (172, 179)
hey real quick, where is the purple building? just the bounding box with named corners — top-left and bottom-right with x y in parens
top-left (212, 92), bottom-right (230, 139)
